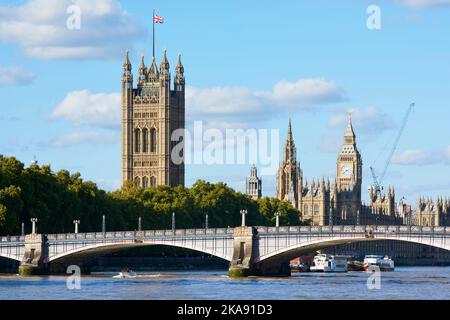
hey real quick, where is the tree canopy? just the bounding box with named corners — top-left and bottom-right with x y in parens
top-left (0, 155), bottom-right (306, 235)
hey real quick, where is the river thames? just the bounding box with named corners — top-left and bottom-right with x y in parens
top-left (0, 267), bottom-right (449, 300)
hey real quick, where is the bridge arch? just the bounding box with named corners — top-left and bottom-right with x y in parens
top-left (0, 252), bottom-right (21, 262)
top-left (255, 235), bottom-right (450, 265)
top-left (47, 240), bottom-right (232, 265)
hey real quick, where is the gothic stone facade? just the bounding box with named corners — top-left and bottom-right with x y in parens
top-left (246, 165), bottom-right (262, 200)
top-left (122, 50), bottom-right (185, 188)
top-left (276, 117), bottom-right (401, 226)
top-left (414, 197), bottom-right (450, 226)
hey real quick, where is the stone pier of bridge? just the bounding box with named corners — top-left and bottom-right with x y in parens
top-left (18, 234), bottom-right (48, 275)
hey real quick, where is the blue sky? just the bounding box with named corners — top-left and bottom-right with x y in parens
top-left (0, 0), bottom-right (449, 206)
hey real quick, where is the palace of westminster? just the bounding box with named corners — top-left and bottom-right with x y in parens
top-left (121, 49), bottom-right (449, 229)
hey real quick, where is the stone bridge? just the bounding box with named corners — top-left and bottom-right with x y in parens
top-left (1, 225), bottom-right (450, 276)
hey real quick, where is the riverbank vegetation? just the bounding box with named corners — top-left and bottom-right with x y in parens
top-left (0, 156), bottom-right (305, 235)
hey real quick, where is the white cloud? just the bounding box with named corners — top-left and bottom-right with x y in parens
top-left (49, 131), bottom-right (119, 148)
top-left (0, 66), bottom-right (36, 85)
top-left (186, 86), bottom-right (262, 116)
top-left (0, 0), bottom-right (144, 59)
top-left (397, 0), bottom-right (450, 7)
top-left (392, 149), bottom-right (442, 166)
top-left (262, 78), bottom-right (346, 107)
top-left (186, 78), bottom-right (346, 127)
top-left (329, 106), bottom-right (395, 136)
top-left (51, 90), bottom-right (120, 128)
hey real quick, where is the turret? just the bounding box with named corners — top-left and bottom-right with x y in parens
top-left (122, 49), bottom-right (133, 83)
top-left (283, 118), bottom-right (297, 163)
top-left (138, 55), bottom-right (147, 85)
top-left (148, 56), bottom-right (159, 82)
top-left (160, 49), bottom-right (170, 77)
top-left (332, 179), bottom-right (338, 206)
top-left (121, 49), bottom-right (133, 105)
top-left (175, 53), bottom-right (185, 92)
top-left (121, 49), bottom-right (133, 183)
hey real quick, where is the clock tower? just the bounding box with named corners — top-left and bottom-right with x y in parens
top-left (336, 116), bottom-right (362, 197)
top-left (332, 116), bottom-right (363, 223)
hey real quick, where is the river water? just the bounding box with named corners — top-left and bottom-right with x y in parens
top-left (0, 267), bottom-right (449, 300)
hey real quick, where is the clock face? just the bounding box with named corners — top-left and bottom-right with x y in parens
top-left (341, 166), bottom-right (352, 176)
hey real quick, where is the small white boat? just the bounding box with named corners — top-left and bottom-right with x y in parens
top-left (113, 269), bottom-right (138, 278)
top-left (310, 254), bottom-right (348, 273)
top-left (364, 255), bottom-right (395, 272)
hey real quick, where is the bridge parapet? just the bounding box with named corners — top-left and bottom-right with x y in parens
top-left (5, 225), bottom-right (450, 243)
top-left (43, 228), bottom-right (235, 242)
top-left (256, 225), bottom-right (450, 235)
top-left (0, 236), bottom-right (24, 242)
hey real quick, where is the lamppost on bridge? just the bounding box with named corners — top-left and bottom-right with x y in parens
top-left (30, 218), bottom-right (38, 234)
top-left (172, 212), bottom-right (176, 232)
top-left (240, 209), bottom-right (248, 227)
top-left (356, 210), bottom-right (360, 226)
top-left (274, 212), bottom-right (281, 229)
top-left (205, 214), bottom-right (209, 230)
top-left (138, 217), bottom-right (142, 232)
top-left (21, 222), bottom-right (24, 236)
top-left (73, 220), bottom-right (80, 234)
top-left (102, 215), bottom-right (106, 235)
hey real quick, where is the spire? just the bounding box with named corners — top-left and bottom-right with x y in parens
top-left (122, 48), bottom-right (132, 75)
top-left (250, 164), bottom-right (257, 177)
top-left (175, 52), bottom-right (185, 90)
top-left (138, 55), bottom-right (147, 84)
top-left (288, 117), bottom-right (293, 141)
top-left (344, 113), bottom-right (356, 145)
top-left (283, 118), bottom-right (297, 163)
top-left (176, 53), bottom-right (184, 75)
top-left (148, 56), bottom-right (159, 81)
top-left (160, 49), bottom-right (170, 74)
top-left (123, 48), bottom-right (131, 66)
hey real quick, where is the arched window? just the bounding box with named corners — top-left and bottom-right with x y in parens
top-left (134, 176), bottom-right (141, 187)
top-left (134, 128), bottom-right (141, 153)
top-left (150, 176), bottom-right (157, 187)
top-left (142, 128), bottom-right (149, 153)
top-left (314, 204), bottom-right (320, 216)
top-left (142, 176), bottom-right (149, 189)
top-left (303, 204), bottom-right (309, 216)
top-left (150, 128), bottom-right (157, 153)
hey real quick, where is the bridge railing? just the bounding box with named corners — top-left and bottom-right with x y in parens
top-left (257, 225), bottom-right (450, 235)
top-left (0, 236), bottom-right (24, 243)
top-left (45, 228), bottom-right (234, 241)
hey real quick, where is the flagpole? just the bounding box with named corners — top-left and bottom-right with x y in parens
top-left (152, 9), bottom-right (155, 58)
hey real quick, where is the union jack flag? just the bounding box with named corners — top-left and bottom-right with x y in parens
top-left (154, 14), bottom-right (164, 24)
